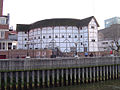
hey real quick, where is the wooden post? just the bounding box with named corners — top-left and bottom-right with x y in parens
top-left (4, 72), bottom-right (7, 90)
top-left (61, 69), bottom-right (64, 86)
top-left (56, 69), bottom-right (60, 86)
top-left (16, 72), bottom-right (18, 89)
top-left (27, 71), bottom-right (29, 88)
top-left (86, 68), bottom-right (88, 83)
top-left (89, 67), bottom-right (92, 82)
top-left (78, 68), bottom-right (80, 84)
top-left (70, 69), bottom-right (72, 85)
top-left (93, 67), bottom-right (95, 82)
top-left (52, 70), bottom-right (55, 86)
top-left (21, 71), bottom-right (24, 88)
top-left (32, 71), bottom-right (35, 87)
top-left (37, 70), bottom-right (40, 87)
top-left (106, 66), bottom-right (109, 80)
top-left (10, 72), bottom-right (13, 88)
top-left (103, 66), bottom-right (106, 81)
top-left (82, 68), bottom-right (84, 83)
top-left (47, 70), bottom-right (50, 87)
top-left (42, 70), bottom-right (45, 87)
top-left (66, 69), bottom-right (68, 85)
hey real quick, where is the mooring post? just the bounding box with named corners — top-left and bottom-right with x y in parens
top-left (27, 71), bottom-right (29, 88)
top-left (103, 66), bottom-right (106, 81)
top-left (16, 72), bottom-right (18, 89)
top-left (66, 69), bottom-right (68, 85)
top-left (86, 68), bottom-right (88, 83)
top-left (89, 67), bottom-right (92, 82)
top-left (56, 69), bottom-right (60, 86)
top-left (4, 72), bottom-right (7, 90)
top-left (82, 68), bottom-right (84, 83)
top-left (10, 72), bottom-right (13, 88)
top-left (37, 70), bottom-right (40, 87)
top-left (78, 68), bottom-right (80, 84)
top-left (42, 70), bottom-right (45, 87)
top-left (21, 71), bottom-right (24, 88)
top-left (47, 70), bottom-right (50, 87)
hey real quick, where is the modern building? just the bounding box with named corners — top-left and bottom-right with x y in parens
top-left (98, 24), bottom-right (120, 52)
top-left (104, 17), bottom-right (120, 28)
top-left (17, 16), bottom-right (99, 53)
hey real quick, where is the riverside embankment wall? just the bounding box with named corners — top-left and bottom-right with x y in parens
top-left (0, 57), bottom-right (120, 90)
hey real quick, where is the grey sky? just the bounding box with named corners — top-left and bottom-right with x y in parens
top-left (3, 0), bottom-right (120, 29)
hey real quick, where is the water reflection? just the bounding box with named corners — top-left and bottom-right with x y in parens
top-left (32, 80), bottom-right (120, 90)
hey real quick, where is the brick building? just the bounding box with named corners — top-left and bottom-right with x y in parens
top-left (0, 0), bottom-right (18, 59)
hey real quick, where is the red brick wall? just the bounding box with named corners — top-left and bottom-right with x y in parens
top-left (0, 24), bottom-right (9, 29)
top-left (5, 31), bottom-right (9, 39)
top-left (0, 49), bottom-right (52, 59)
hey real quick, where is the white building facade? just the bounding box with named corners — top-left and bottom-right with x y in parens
top-left (17, 16), bottom-right (99, 53)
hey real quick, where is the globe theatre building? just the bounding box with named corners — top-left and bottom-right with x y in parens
top-left (17, 16), bottom-right (99, 53)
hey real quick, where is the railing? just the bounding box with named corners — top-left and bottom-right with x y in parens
top-left (0, 57), bottom-right (120, 71)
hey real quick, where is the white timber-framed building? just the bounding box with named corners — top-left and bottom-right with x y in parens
top-left (17, 16), bottom-right (99, 53)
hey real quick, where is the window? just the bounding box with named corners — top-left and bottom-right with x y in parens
top-left (1, 31), bottom-right (5, 39)
top-left (38, 36), bottom-right (40, 39)
top-left (25, 38), bottom-right (27, 40)
top-left (49, 36), bottom-right (51, 38)
top-left (3, 43), bottom-right (5, 49)
top-left (81, 42), bottom-right (83, 45)
top-left (8, 43), bottom-right (12, 49)
top-left (25, 32), bottom-right (27, 34)
top-left (69, 35), bottom-right (71, 38)
top-left (75, 35), bottom-right (77, 38)
top-left (91, 26), bottom-right (94, 29)
top-left (55, 35), bottom-right (58, 38)
top-left (62, 35), bottom-right (64, 38)
top-left (91, 39), bottom-right (95, 42)
top-left (0, 19), bottom-right (5, 24)
top-left (43, 36), bottom-right (45, 39)
top-left (81, 35), bottom-right (82, 38)
top-left (0, 43), bottom-right (1, 49)
top-left (34, 37), bottom-right (36, 39)
top-left (102, 42), bottom-right (108, 44)
top-left (25, 44), bottom-right (27, 47)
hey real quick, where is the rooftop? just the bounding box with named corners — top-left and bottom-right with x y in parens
top-left (17, 16), bottom-right (99, 31)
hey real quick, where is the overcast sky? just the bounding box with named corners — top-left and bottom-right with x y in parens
top-left (3, 0), bottom-right (120, 30)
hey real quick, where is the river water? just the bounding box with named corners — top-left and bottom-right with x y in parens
top-left (33, 80), bottom-right (120, 90)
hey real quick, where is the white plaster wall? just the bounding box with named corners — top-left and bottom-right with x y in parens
top-left (17, 18), bottom-right (99, 52)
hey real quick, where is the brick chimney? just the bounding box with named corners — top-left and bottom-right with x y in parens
top-left (0, 0), bottom-right (3, 16)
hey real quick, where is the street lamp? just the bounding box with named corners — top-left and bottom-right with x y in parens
top-left (75, 42), bottom-right (78, 57)
top-left (26, 41), bottom-right (30, 58)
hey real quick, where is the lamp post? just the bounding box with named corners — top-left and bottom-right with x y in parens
top-left (31, 42), bottom-right (35, 58)
top-left (75, 42), bottom-right (78, 57)
top-left (26, 41), bottom-right (30, 58)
